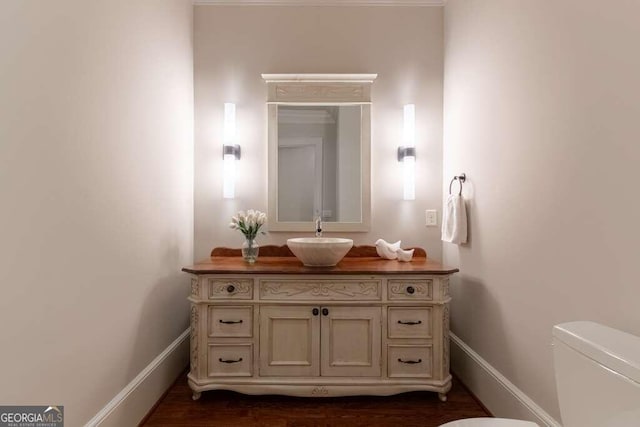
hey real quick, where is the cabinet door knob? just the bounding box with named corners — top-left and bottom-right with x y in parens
top-left (397, 320), bottom-right (422, 325)
top-left (398, 358), bottom-right (422, 364)
top-left (219, 357), bottom-right (243, 364)
top-left (406, 286), bottom-right (415, 294)
top-left (312, 308), bottom-right (319, 316)
top-left (322, 308), bottom-right (329, 316)
top-left (226, 284), bottom-right (235, 293)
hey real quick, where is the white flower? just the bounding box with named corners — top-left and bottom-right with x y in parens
top-left (246, 210), bottom-right (256, 227)
top-left (229, 209), bottom-right (267, 239)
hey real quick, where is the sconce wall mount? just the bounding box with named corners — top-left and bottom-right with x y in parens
top-left (397, 146), bottom-right (416, 161)
top-left (223, 144), bottom-right (241, 160)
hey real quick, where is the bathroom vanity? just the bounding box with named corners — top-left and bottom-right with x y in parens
top-left (182, 246), bottom-right (458, 401)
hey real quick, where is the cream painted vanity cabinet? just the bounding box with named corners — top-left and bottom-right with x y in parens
top-left (182, 246), bottom-right (458, 401)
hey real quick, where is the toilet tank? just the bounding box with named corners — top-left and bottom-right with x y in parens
top-left (553, 321), bottom-right (640, 427)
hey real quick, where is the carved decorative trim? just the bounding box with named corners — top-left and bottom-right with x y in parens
top-left (443, 304), bottom-right (450, 375)
top-left (262, 74), bottom-right (377, 83)
top-left (260, 280), bottom-right (381, 300)
top-left (191, 278), bottom-right (200, 297)
top-left (208, 278), bottom-right (253, 299)
top-left (188, 382), bottom-right (452, 397)
top-left (190, 305), bottom-right (199, 373)
top-left (441, 278), bottom-right (450, 299)
top-left (388, 279), bottom-right (433, 300)
top-left (311, 386), bottom-right (329, 396)
top-left (275, 84), bottom-right (364, 102)
top-left (263, 74), bottom-right (375, 104)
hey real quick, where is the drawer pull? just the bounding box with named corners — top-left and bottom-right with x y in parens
top-left (219, 319), bottom-right (243, 324)
top-left (398, 358), bottom-right (422, 364)
top-left (397, 320), bottom-right (422, 325)
top-left (406, 286), bottom-right (415, 294)
top-left (226, 284), bottom-right (236, 293)
top-left (219, 357), bottom-right (243, 364)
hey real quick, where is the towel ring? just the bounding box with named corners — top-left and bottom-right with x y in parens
top-left (449, 173), bottom-right (466, 196)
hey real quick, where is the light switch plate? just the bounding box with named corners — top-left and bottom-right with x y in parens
top-left (425, 210), bottom-right (438, 226)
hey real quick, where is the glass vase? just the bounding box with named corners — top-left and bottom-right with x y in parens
top-left (242, 237), bottom-right (259, 264)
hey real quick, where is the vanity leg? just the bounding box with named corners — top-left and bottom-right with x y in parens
top-left (438, 392), bottom-right (447, 402)
top-left (192, 391), bottom-right (202, 401)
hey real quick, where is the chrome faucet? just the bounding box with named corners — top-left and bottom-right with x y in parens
top-left (315, 216), bottom-right (323, 237)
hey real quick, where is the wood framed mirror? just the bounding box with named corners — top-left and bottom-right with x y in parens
top-left (262, 74), bottom-right (376, 232)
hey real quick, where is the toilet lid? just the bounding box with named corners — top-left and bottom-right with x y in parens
top-left (439, 418), bottom-right (540, 427)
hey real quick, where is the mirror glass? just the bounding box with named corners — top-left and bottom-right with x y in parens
top-left (277, 105), bottom-right (362, 223)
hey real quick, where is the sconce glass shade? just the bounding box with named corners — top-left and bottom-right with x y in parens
top-left (403, 156), bottom-right (415, 201)
top-left (402, 104), bottom-right (415, 201)
top-left (223, 153), bottom-right (236, 199)
top-left (223, 103), bottom-right (236, 199)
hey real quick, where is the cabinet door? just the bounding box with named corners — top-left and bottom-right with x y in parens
top-left (259, 306), bottom-right (320, 377)
top-left (320, 306), bottom-right (381, 377)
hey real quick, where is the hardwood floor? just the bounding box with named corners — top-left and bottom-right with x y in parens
top-left (141, 372), bottom-right (490, 426)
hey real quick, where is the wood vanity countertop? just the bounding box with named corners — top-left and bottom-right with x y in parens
top-left (182, 245), bottom-right (459, 275)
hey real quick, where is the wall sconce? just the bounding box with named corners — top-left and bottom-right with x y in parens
top-left (398, 104), bottom-right (416, 200)
top-left (222, 102), bottom-right (240, 199)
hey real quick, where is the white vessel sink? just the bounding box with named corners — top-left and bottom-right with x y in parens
top-left (287, 237), bottom-right (354, 267)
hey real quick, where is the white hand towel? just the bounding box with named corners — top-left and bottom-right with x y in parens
top-left (442, 194), bottom-right (467, 244)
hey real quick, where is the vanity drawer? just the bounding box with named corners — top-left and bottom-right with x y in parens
top-left (208, 306), bottom-right (253, 338)
top-left (259, 279), bottom-right (381, 301)
top-left (387, 307), bottom-right (432, 339)
top-left (388, 279), bottom-right (433, 301)
top-left (387, 344), bottom-right (433, 378)
top-left (208, 344), bottom-right (253, 377)
top-left (208, 278), bottom-right (253, 300)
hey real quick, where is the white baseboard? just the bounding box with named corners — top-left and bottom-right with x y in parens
top-left (85, 329), bottom-right (190, 427)
top-left (450, 332), bottom-right (562, 427)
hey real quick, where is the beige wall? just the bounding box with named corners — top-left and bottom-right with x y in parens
top-left (443, 0), bottom-right (640, 421)
top-left (194, 6), bottom-right (444, 260)
top-left (0, 1), bottom-right (193, 425)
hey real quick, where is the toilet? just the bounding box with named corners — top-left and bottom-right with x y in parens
top-left (440, 321), bottom-right (640, 427)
